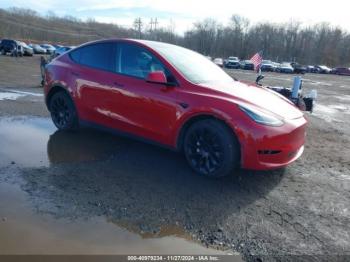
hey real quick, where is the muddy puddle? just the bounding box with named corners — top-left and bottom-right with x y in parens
top-left (0, 116), bottom-right (131, 167)
top-left (0, 117), bottom-right (237, 256)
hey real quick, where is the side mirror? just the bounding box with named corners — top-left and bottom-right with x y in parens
top-left (146, 71), bottom-right (167, 85)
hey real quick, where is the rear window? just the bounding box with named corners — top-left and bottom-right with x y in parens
top-left (1, 40), bottom-right (16, 46)
top-left (69, 43), bottom-right (114, 72)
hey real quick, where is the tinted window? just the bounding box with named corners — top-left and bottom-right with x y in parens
top-left (1, 40), bottom-right (16, 47)
top-left (70, 43), bottom-right (114, 71)
top-left (117, 43), bottom-right (165, 79)
top-left (70, 48), bottom-right (81, 63)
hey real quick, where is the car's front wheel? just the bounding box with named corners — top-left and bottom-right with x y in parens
top-left (183, 119), bottom-right (240, 178)
top-left (49, 91), bottom-right (78, 131)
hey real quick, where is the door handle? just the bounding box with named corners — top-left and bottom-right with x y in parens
top-left (71, 71), bottom-right (79, 77)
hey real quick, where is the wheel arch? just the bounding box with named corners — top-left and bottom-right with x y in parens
top-left (176, 113), bottom-right (241, 157)
top-left (46, 84), bottom-right (72, 110)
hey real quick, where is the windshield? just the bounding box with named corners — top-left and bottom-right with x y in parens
top-left (146, 41), bottom-right (234, 84)
top-left (20, 42), bottom-right (30, 48)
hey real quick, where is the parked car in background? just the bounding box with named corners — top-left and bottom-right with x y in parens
top-left (239, 60), bottom-right (254, 70)
top-left (0, 39), bottom-right (19, 55)
top-left (213, 58), bottom-right (224, 67)
top-left (276, 63), bottom-right (294, 73)
top-left (225, 56), bottom-right (240, 69)
top-left (18, 41), bottom-right (34, 56)
top-left (316, 65), bottom-right (332, 74)
top-left (40, 44), bottom-right (56, 54)
top-left (29, 44), bottom-right (47, 54)
top-left (260, 60), bottom-right (275, 72)
top-left (53, 44), bottom-right (63, 49)
top-left (306, 65), bottom-right (319, 73)
top-left (291, 63), bottom-right (307, 74)
top-left (44, 39), bottom-right (307, 178)
top-left (271, 62), bottom-right (280, 72)
top-left (331, 67), bottom-right (350, 76)
top-left (205, 56), bottom-right (212, 61)
top-left (52, 46), bottom-right (75, 58)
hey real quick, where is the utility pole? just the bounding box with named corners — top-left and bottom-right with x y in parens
top-left (150, 18), bottom-right (154, 31)
top-left (152, 18), bottom-right (158, 40)
top-left (133, 18), bottom-right (143, 39)
top-left (153, 18), bottom-right (158, 31)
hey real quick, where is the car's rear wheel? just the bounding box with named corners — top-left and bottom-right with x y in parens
top-left (183, 119), bottom-right (240, 178)
top-left (49, 91), bottom-right (78, 131)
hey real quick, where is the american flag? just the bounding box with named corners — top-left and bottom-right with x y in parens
top-left (250, 51), bottom-right (263, 72)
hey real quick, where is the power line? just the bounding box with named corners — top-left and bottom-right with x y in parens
top-left (133, 17), bottom-right (143, 39)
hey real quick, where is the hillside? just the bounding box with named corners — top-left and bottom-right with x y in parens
top-left (1, 7), bottom-right (350, 66)
top-left (0, 8), bottom-right (135, 45)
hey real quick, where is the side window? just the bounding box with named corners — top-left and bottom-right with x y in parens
top-left (117, 43), bottom-right (165, 79)
top-left (70, 49), bottom-right (81, 63)
top-left (70, 43), bottom-right (114, 71)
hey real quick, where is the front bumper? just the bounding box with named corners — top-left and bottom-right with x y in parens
top-left (240, 116), bottom-right (307, 170)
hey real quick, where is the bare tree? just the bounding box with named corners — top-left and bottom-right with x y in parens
top-left (1, 7), bottom-right (350, 66)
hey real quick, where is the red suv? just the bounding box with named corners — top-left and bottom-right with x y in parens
top-left (44, 39), bottom-right (307, 177)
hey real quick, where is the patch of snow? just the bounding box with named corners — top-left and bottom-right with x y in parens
top-left (0, 89), bottom-right (43, 101)
top-left (0, 92), bottom-right (25, 101)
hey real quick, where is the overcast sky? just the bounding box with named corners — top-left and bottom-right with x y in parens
top-left (1, 0), bottom-right (349, 34)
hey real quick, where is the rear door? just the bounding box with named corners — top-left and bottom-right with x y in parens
top-left (68, 42), bottom-right (120, 125)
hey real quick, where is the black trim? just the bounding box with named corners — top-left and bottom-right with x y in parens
top-left (78, 119), bottom-right (179, 152)
top-left (146, 79), bottom-right (178, 87)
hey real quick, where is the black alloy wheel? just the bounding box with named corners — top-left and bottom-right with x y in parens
top-left (184, 119), bottom-right (239, 178)
top-left (49, 91), bottom-right (78, 131)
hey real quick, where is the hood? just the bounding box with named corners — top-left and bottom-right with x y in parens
top-left (200, 81), bottom-right (303, 120)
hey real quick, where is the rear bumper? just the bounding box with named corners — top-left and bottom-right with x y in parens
top-left (240, 116), bottom-right (307, 170)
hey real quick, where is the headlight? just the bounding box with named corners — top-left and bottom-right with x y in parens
top-left (239, 105), bottom-right (284, 126)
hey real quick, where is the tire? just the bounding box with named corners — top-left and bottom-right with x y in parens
top-left (49, 91), bottom-right (78, 131)
top-left (183, 119), bottom-right (240, 178)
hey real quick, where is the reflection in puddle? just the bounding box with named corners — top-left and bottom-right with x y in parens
top-left (0, 117), bottom-right (55, 167)
top-left (47, 129), bottom-right (129, 164)
top-left (0, 117), bottom-right (131, 167)
top-left (0, 183), bottom-right (229, 255)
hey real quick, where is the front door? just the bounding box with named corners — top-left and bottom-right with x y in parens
top-left (105, 42), bottom-right (181, 146)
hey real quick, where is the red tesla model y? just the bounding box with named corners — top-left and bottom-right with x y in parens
top-left (44, 39), bottom-right (307, 177)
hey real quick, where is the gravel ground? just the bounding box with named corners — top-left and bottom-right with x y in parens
top-left (0, 56), bottom-right (349, 261)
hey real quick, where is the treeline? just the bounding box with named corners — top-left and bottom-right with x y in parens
top-left (184, 17), bottom-right (350, 66)
top-left (1, 7), bottom-right (350, 66)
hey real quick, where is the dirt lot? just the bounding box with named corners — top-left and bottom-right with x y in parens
top-left (0, 56), bottom-right (349, 261)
